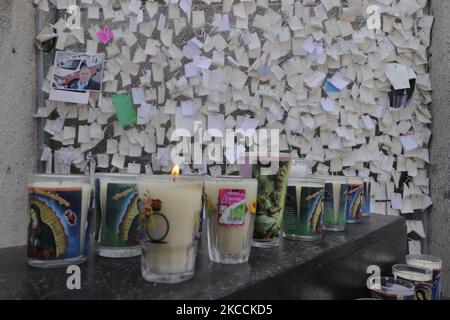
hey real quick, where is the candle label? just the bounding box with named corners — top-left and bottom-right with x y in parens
top-left (361, 180), bottom-right (371, 216)
top-left (140, 195), bottom-right (170, 243)
top-left (323, 183), bottom-right (347, 226)
top-left (396, 275), bottom-right (433, 300)
top-left (345, 184), bottom-right (364, 222)
top-left (218, 189), bottom-right (246, 227)
top-left (283, 186), bottom-right (324, 237)
top-left (101, 183), bottom-right (140, 247)
top-left (27, 187), bottom-right (83, 260)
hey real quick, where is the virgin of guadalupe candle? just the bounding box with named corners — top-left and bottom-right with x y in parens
top-left (361, 177), bottom-right (372, 217)
top-left (322, 176), bottom-right (347, 232)
top-left (27, 174), bottom-right (92, 268)
top-left (252, 155), bottom-right (291, 248)
top-left (367, 277), bottom-right (415, 300)
top-left (138, 168), bottom-right (203, 283)
top-left (345, 177), bottom-right (364, 224)
top-left (392, 264), bottom-right (433, 300)
top-left (204, 176), bottom-right (257, 264)
top-left (282, 178), bottom-right (325, 241)
top-left (406, 254), bottom-right (443, 300)
top-left (94, 173), bottom-right (140, 258)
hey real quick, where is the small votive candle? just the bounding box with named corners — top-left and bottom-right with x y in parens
top-left (27, 174), bottom-right (92, 268)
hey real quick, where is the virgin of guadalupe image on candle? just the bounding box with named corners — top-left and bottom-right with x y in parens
top-left (27, 187), bottom-right (83, 260)
top-left (346, 184), bottom-right (364, 221)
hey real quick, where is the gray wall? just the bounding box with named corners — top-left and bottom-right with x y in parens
top-left (430, 0), bottom-right (450, 298)
top-left (0, 0), bottom-right (37, 248)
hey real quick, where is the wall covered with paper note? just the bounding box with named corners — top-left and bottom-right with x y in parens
top-left (33, 0), bottom-right (433, 253)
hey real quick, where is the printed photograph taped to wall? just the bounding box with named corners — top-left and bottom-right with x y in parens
top-left (52, 51), bottom-right (104, 93)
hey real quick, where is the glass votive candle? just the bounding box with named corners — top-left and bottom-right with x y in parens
top-left (361, 177), bottom-right (372, 217)
top-left (322, 176), bottom-right (348, 232)
top-left (282, 177), bottom-right (325, 241)
top-left (252, 156), bottom-right (291, 248)
top-left (392, 264), bottom-right (433, 300)
top-left (345, 177), bottom-right (364, 224)
top-left (406, 254), bottom-right (443, 300)
top-left (138, 175), bottom-right (203, 283)
top-left (204, 176), bottom-right (257, 264)
top-left (27, 174), bottom-right (92, 268)
top-left (94, 173), bottom-right (140, 258)
top-left (367, 276), bottom-right (416, 300)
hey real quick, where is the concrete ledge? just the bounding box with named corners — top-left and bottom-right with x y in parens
top-left (0, 214), bottom-right (406, 300)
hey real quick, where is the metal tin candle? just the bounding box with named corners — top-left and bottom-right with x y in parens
top-left (138, 166), bottom-right (203, 283)
top-left (406, 254), bottom-right (443, 300)
top-left (27, 174), bottom-right (92, 268)
top-left (204, 176), bottom-right (257, 264)
top-left (94, 173), bottom-right (140, 258)
top-left (345, 177), bottom-right (364, 224)
top-left (392, 264), bottom-right (433, 300)
top-left (282, 178), bottom-right (325, 241)
top-left (322, 176), bottom-right (348, 232)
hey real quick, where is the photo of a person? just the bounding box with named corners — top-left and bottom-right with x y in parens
top-left (67, 64), bottom-right (101, 91)
top-left (52, 51), bottom-right (104, 93)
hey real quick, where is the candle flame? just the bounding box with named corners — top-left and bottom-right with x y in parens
top-left (171, 164), bottom-right (180, 181)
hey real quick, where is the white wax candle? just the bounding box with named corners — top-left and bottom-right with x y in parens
top-left (205, 177), bottom-right (257, 255)
top-left (139, 176), bottom-right (203, 274)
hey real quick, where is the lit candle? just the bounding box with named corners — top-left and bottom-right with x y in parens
top-left (27, 174), bottom-right (92, 268)
top-left (95, 173), bottom-right (140, 258)
top-left (139, 166), bottom-right (203, 283)
top-left (204, 176), bottom-right (257, 264)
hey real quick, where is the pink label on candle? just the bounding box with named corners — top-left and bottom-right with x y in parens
top-left (218, 189), bottom-right (246, 227)
top-left (96, 27), bottom-right (113, 44)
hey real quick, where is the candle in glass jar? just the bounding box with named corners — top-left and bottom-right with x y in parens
top-left (27, 174), bottom-right (92, 268)
top-left (204, 177), bottom-right (257, 264)
top-left (139, 172), bottom-right (203, 283)
top-left (95, 173), bottom-right (140, 258)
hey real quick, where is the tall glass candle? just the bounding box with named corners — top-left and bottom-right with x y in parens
top-left (139, 174), bottom-right (203, 283)
top-left (95, 173), bottom-right (140, 258)
top-left (345, 177), bottom-right (364, 224)
top-left (204, 176), bottom-right (257, 264)
top-left (252, 155), bottom-right (291, 248)
top-left (322, 176), bottom-right (348, 232)
top-left (406, 254), bottom-right (443, 300)
top-left (282, 178), bottom-right (325, 241)
top-left (361, 177), bottom-right (372, 217)
top-left (392, 264), bottom-right (433, 300)
top-left (27, 174), bottom-right (92, 268)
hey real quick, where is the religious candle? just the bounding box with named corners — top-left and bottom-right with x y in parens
top-left (251, 154), bottom-right (292, 248)
top-left (361, 177), bottom-right (372, 217)
top-left (406, 254), bottom-right (443, 300)
top-left (322, 176), bottom-right (348, 232)
top-left (345, 177), bottom-right (364, 224)
top-left (282, 177), bottom-right (325, 241)
top-left (94, 173), bottom-right (140, 258)
top-left (368, 277), bottom-right (416, 300)
top-left (139, 166), bottom-right (203, 283)
top-left (204, 176), bottom-right (257, 264)
top-left (392, 264), bottom-right (433, 300)
top-left (27, 174), bottom-right (92, 268)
